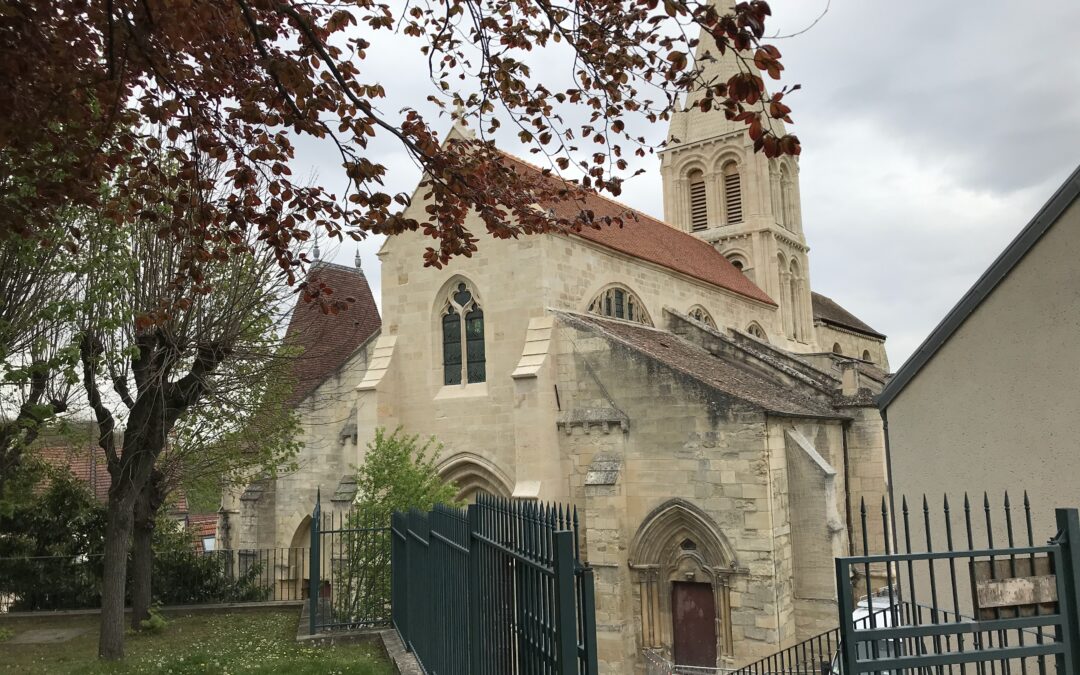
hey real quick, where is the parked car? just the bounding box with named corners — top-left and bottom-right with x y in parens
top-left (827, 594), bottom-right (904, 675)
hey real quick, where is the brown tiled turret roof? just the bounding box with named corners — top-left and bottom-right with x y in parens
top-left (284, 261), bottom-right (381, 407)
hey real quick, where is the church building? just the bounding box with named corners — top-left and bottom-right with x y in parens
top-left (224, 7), bottom-right (893, 671)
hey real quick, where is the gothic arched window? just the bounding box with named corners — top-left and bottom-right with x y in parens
top-left (442, 281), bottom-right (485, 385)
top-left (688, 170), bottom-right (708, 232)
top-left (832, 343), bottom-right (843, 355)
top-left (862, 349), bottom-right (873, 363)
top-left (588, 285), bottom-right (652, 325)
top-left (688, 305), bottom-right (715, 328)
top-left (746, 322), bottom-right (768, 342)
top-left (722, 161), bottom-right (742, 224)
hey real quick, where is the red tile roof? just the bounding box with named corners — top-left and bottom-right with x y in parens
top-left (35, 444), bottom-right (110, 502)
top-left (285, 262), bottom-right (382, 406)
top-left (499, 153), bottom-right (777, 306)
top-left (34, 443), bottom-right (191, 512)
top-left (188, 514), bottom-right (218, 553)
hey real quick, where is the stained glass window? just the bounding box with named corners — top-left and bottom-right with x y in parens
top-left (442, 306), bottom-right (462, 385)
top-left (441, 281), bottom-right (485, 385)
top-left (587, 286), bottom-right (651, 326)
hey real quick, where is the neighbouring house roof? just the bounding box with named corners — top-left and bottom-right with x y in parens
top-left (284, 261), bottom-right (382, 407)
top-left (33, 442), bottom-right (189, 516)
top-left (811, 292), bottom-right (886, 340)
top-left (878, 163), bottom-right (1080, 410)
top-left (498, 153), bottom-right (777, 307)
top-left (35, 444), bottom-right (110, 502)
top-left (558, 311), bottom-right (840, 419)
top-left (188, 514), bottom-right (218, 553)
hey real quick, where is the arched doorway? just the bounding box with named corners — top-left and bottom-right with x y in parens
top-left (288, 517), bottom-right (312, 599)
top-left (629, 499), bottom-right (737, 668)
top-left (436, 453), bottom-right (513, 502)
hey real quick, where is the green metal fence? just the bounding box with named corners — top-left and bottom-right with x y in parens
top-left (835, 495), bottom-right (1080, 674)
top-left (307, 494), bottom-right (393, 634)
top-left (391, 493), bottom-right (598, 675)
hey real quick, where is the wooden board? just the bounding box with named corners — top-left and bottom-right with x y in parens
top-left (970, 556), bottom-right (1057, 619)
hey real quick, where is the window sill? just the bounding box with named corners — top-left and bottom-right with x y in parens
top-left (434, 382), bottom-right (489, 400)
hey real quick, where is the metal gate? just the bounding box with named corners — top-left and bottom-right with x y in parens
top-left (836, 496), bottom-right (1080, 674)
top-left (391, 493), bottom-right (599, 675)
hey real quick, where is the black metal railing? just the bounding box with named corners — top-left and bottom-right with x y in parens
top-left (834, 493), bottom-right (1080, 674)
top-left (391, 493), bottom-right (599, 675)
top-left (0, 547), bottom-right (308, 613)
top-left (307, 496), bottom-right (392, 633)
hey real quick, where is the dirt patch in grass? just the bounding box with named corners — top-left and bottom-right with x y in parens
top-left (0, 609), bottom-right (393, 674)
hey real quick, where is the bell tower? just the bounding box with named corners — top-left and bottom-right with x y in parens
top-left (659, 0), bottom-right (815, 350)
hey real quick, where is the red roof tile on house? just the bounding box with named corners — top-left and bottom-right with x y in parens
top-left (499, 153), bottom-right (777, 306)
top-left (35, 444), bottom-right (110, 502)
top-left (188, 514), bottom-right (218, 553)
top-left (284, 261), bottom-right (382, 406)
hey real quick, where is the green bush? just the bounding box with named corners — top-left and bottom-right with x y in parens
top-left (0, 468), bottom-right (269, 610)
top-left (333, 428), bottom-right (460, 624)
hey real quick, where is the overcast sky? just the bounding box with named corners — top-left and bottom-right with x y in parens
top-left (304, 0), bottom-right (1080, 368)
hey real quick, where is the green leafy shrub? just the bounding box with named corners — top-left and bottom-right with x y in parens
top-left (333, 428), bottom-right (460, 624)
top-left (0, 466), bottom-right (269, 610)
top-left (139, 606), bottom-right (168, 633)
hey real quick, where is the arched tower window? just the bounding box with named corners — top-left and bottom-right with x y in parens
top-left (688, 170), bottom-right (708, 232)
top-left (746, 322), bottom-right (768, 342)
top-left (862, 349), bottom-right (873, 363)
top-left (687, 305), bottom-right (715, 329)
top-left (832, 343), bottom-right (843, 355)
top-left (442, 281), bottom-right (485, 385)
top-left (588, 285), bottom-right (652, 325)
top-left (722, 161), bottom-right (742, 225)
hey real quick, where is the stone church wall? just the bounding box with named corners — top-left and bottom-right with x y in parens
top-left (816, 323), bottom-right (889, 370)
top-left (541, 234), bottom-right (782, 343)
top-left (553, 322), bottom-right (797, 670)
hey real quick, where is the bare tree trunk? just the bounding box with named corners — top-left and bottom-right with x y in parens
top-left (130, 471), bottom-right (165, 629)
top-left (98, 492), bottom-right (135, 660)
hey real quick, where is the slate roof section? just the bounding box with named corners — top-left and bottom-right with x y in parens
top-left (284, 261), bottom-right (381, 407)
top-left (811, 292), bottom-right (886, 340)
top-left (878, 163), bottom-right (1080, 410)
top-left (498, 153), bottom-right (777, 306)
top-left (559, 311), bottom-right (840, 419)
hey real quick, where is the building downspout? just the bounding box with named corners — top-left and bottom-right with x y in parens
top-left (841, 420), bottom-right (853, 556)
top-left (880, 408), bottom-right (899, 557)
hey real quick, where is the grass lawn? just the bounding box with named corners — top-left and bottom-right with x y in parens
top-left (0, 609), bottom-right (395, 674)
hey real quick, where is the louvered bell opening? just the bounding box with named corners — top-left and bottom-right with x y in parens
top-left (689, 181), bottom-right (708, 231)
top-left (724, 172), bottom-right (742, 224)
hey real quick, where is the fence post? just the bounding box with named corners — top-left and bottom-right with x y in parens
top-left (554, 529), bottom-right (578, 675)
top-left (1055, 508), bottom-right (1080, 671)
top-left (309, 491), bottom-right (321, 637)
top-left (579, 566), bottom-right (599, 675)
top-left (835, 558), bottom-right (858, 675)
top-left (467, 503), bottom-right (483, 674)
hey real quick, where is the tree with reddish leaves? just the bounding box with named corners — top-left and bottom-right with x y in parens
top-left (2, 1), bottom-right (799, 290)
top-left (3, 0), bottom-right (802, 661)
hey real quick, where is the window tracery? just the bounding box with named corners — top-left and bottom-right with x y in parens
top-left (441, 281), bottom-right (485, 385)
top-left (746, 323), bottom-right (768, 341)
top-left (588, 285), bottom-right (652, 325)
top-left (687, 305), bottom-right (716, 329)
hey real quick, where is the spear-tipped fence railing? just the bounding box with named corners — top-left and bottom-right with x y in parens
top-left (833, 492), bottom-right (1080, 675)
top-left (391, 493), bottom-right (598, 675)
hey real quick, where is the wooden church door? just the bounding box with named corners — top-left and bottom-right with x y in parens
top-left (672, 581), bottom-right (717, 667)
